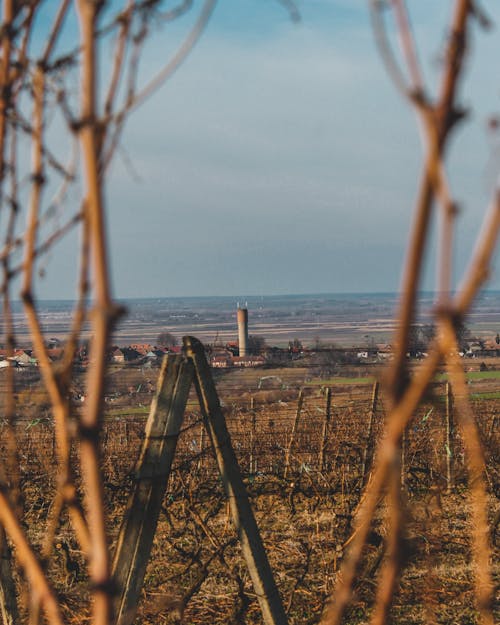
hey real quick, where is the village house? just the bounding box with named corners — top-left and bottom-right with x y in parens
top-left (13, 350), bottom-right (37, 366)
top-left (129, 343), bottom-right (154, 355)
top-left (111, 347), bottom-right (125, 364)
top-left (232, 355), bottom-right (266, 368)
top-left (210, 352), bottom-right (233, 368)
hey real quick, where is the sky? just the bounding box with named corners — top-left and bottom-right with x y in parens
top-left (30, 1), bottom-right (500, 299)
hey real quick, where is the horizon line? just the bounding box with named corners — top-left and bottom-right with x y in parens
top-left (9, 288), bottom-right (500, 303)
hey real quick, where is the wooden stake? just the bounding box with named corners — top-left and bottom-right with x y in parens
top-left (112, 355), bottom-right (194, 625)
top-left (445, 381), bottom-right (453, 492)
top-left (401, 427), bottom-right (407, 489)
top-left (250, 405), bottom-right (256, 474)
top-left (284, 389), bottom-right (304, 480)
top-left (184, 336), bottom-right (288, 625)
top-left (361, 381), bottom-right (379, 487)
top-left (319, 388), bottom-right (332, 473)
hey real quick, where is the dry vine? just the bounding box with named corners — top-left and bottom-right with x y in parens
top-left (0, 1), bottom-right (218, 623)
top-left (321, 2), bottom-right (496, 624)
top-left (0, 1), bottom-right (497, 625)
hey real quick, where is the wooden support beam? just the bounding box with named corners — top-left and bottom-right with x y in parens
top-left (445, 381), bottom-right (453, 492)
top-left (319, 387), bottom-right (332, 473)
top-left (361, 381), bottom-right (379, 488)
top-left (284, 389), bottom-right (304, 480)
top-left (184, 336), bottom-right (288, 625)
top-left (112, 354), bottom-right (194, 625)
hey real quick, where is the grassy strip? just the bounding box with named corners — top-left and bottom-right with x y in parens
top-left (470, 391), bottom-right (500, 400)
top-left (435, 370), bottom-right (500, 382)
top-left (306, 376), bottom-right (375, 386)
top-left (105, 399), bottom-right (200, 418)
top-left (105, 406), bottom-right (149, 417)
top-left (305, 368), bottom-right (500, 388)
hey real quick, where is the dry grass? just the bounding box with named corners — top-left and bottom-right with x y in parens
top-left (2, 369), bottom-right (497, 624)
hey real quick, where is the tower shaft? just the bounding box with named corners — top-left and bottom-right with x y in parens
top-left (237, 308), bottom-right (249, 357)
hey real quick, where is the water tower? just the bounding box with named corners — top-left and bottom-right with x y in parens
top-left (237, 305), bottom-right (249, 357)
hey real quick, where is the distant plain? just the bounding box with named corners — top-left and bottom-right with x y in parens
top-left (10, 291), bottom-right (500, 347)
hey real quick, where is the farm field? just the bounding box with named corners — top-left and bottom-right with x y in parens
top-left (2, 354), bottom-right (498, 624)
top-left (8, 291), bottom-right (500, 348)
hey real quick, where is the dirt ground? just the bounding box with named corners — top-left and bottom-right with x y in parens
top-left (3, 358), bottom-right (498, 625)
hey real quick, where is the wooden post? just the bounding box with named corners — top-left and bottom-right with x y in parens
top-left (0, 529), bottom-right (18, 625)
top-left (319, 388), bottom-right (332, 473)
top-left (250, 406), bottom-right (256, 474)
top-left (184, 337), bottom-right (288, 625)
top-left (401, 427), bottom-right (407, 489)
top-left (250, 394), bottom-right (256, 472)
top-left (361, 381), bottom-right (379, 487)
top-left (284, 389), bottom-right (304, 480)
top-left (112, 355), bottom-right (194, 625)
top-left (445, 381), bottom-right (453, 492)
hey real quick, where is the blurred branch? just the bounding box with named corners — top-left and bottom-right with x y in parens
top-left (386, 0), bottom-right (471, 399)
top-left (104, 0), bottom-right (134, 118)
top-left (275, 0), bottom-right (300, 23)
top-left (454, 189), bottom-right (500, 313)
top-left (369, 467), bottom-right (403, 625)
top-left (439, 318), bottom-right (494, 625)
top-left (320, 347), bottom-right (442, 625)
top-left (114, 0), bottom-right (217, 113)
top-left (0, 491), bottom-right (63, 625)
top-left (1, 210), bottom-right (82, 280)
top-left (323, 4), bottom-right (499, 623)
top-left (41, 0), bottom-right (71, 65)
top-left (75, 2), bottom-right (118, 622)
top-left (369, 1), bottom-right (418, 100)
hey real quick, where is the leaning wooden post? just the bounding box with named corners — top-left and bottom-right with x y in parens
top-left (319, 388), bottom-right (332, 473)
top-left (184, 337), bottom-right (288, 625)
top-left (445, 381), bottom-right (453, 492)
top-left (361, 381), bottom-right (379, 487)
top-left (112, 355), bottom-right (194, 625)
top-left (284, 389), bottom-right (304, 479)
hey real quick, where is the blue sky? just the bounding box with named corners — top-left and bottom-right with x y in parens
top-left (31, 1), bottom-right (500, 299)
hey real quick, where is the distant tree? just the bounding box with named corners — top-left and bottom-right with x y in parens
top-left (407, 325), bottom-right (424, 357)
top-left (265, 346), bottom-right (289, 365)
top-left (420, 324), bottom-right (436, 344)
top-left (455, 321), bottom-right (471, 353)
top-left (157, 332), bottom-right (178, 348)
top-left (407, 323), bottom-right (437, 357)
top-left (247, 335), bottom-right (266, 354)
top-left (288, 338), bottom-right (303, 352)
top-left (310, 347), bottom-right (357, 378)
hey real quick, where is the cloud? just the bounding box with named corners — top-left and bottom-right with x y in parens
top-left (37, 2), bottom-right (500, 298)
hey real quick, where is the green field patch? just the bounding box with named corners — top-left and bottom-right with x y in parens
top-left (105, 406), bottom-right (149, 417)
top-left (471, 391), bottom-right (500, 400)
top-left (435, 370), bottom-right (500, 382)
top-left (307, 376), bottom-right (375, 386)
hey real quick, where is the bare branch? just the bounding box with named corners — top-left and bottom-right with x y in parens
top-left (387, 0), bottom-right (472, 399)
top-left (439, 317), bottom-right (494, 625)
top-left (120, 0), bottom-right (217, 112)
top-left (0, 491), bottom-right (64, 625)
